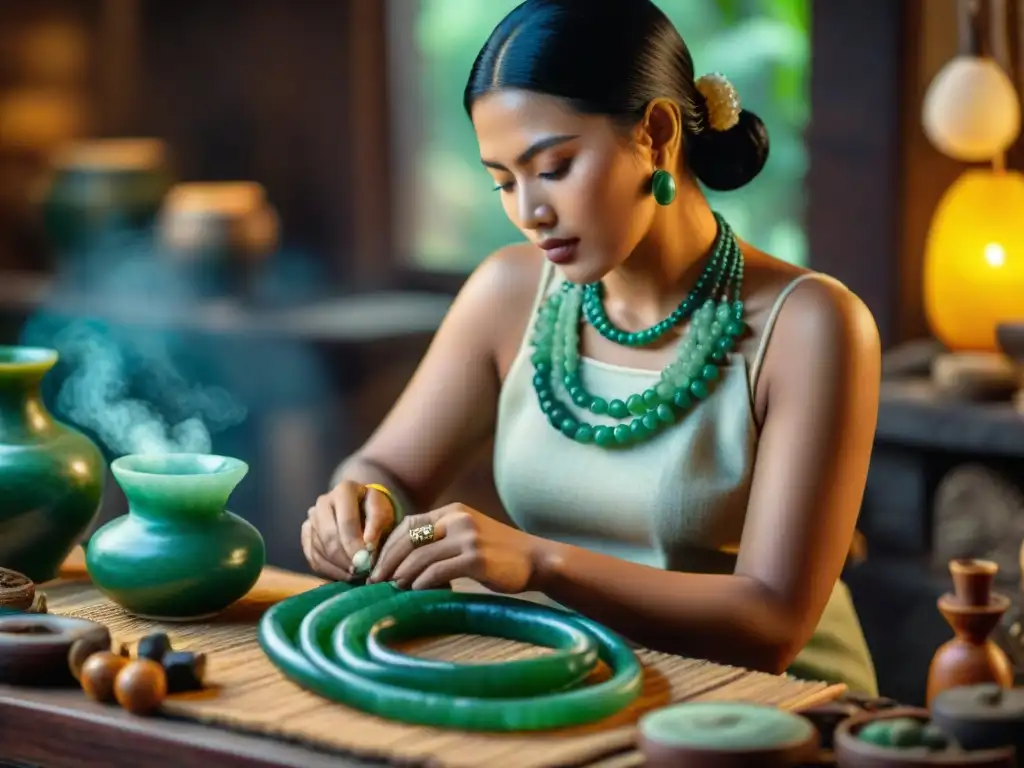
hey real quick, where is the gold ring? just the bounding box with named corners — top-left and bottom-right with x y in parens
top-left (408, 523), bottom-right (435, 549)
top-left (363, 483), bottom-right (404, 524)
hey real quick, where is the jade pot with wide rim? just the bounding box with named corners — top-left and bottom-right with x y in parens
top-left (85, 453), bottom-right (266, 620)
top-left (0, 345), bottom-right (105, 583)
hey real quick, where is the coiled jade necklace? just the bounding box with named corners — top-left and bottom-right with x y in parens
top-left (529, 211), bottom-right (747, 448)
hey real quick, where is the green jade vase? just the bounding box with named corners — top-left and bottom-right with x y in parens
top-left (85, 453), bottom-right (266, 620)
top-left (0, 346), bottom-right (105, 583)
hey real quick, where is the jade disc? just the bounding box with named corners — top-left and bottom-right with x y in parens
top-left (639, 701), bottom-right (816, 750)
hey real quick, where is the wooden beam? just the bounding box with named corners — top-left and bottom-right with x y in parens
top-left (344, 0), bottom-right (394, 288)
top-left (806, 0), bottom-right (907, 348)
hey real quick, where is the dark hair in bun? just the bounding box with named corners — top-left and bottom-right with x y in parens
top-left (464, 0), bottom-right (770, 191)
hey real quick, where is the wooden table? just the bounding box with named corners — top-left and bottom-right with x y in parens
top-left (0, 551), bottom-right (381, 768)
top-left (0, 552), bottom-right (650, 768)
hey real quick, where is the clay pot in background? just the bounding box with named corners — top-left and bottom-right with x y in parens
top-left (35, 137), bottom-right (173, 255)
top-left (156, 181), bottom-right (279, 298)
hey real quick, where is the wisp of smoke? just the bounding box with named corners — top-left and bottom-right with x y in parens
top-left (49, 321), bottom-right (247, 456)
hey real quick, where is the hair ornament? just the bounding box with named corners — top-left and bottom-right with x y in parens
top-left (695, 73), bottom-right (741, 132)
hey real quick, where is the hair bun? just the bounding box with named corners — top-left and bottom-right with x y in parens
top-left (688, 73), bottom-right (770, 192)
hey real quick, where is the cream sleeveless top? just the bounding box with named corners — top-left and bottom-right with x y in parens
top-left (493, 262), bottom-right (878, 696)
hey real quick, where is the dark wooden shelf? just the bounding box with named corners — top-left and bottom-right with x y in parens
top-left (0, 270), bottom-right (452, 346)
top-left (878, 378), bottom-right (1024, 459)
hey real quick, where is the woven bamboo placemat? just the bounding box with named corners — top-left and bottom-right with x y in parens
top-left (46, 576), bottom-right (844, 768)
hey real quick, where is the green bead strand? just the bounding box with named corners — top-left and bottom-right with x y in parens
top-left (527, 212), bottom-right (749, 449)
top-left (547, 237), bottom-right (742, 414)
top-left (582, 212), bottom-right (734, 347)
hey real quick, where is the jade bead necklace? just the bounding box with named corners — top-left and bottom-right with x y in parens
top-left (582, 215), bottom-right (734, 347)
top-left (529, 212), bottom-right (747, 449)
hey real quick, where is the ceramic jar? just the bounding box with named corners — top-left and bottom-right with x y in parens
top-left (36, 138), bottom-right (173, 255)
top-left (156, 181), bottom-right (279, 297)
top-left (931, 684), bottom-right (1024, 754)
top-left (84, 453), bottom-right (265, 620)
top-left (0, 345), bottom-right (105, 583)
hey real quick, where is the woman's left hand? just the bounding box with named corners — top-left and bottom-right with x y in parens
top-left (366, 504), bottom-right (540, 594)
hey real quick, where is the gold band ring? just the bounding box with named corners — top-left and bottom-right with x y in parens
top-left (362, 483), bottom-right (404, 524)
top-left (408, 523), bottom-right (436, 549)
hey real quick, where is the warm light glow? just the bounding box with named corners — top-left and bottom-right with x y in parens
top-left (924, 169), bottom-right (1024, 351)
top-left (983, 242), bottom-right (1006, 268)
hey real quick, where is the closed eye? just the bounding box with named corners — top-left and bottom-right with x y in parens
top-left (492, 159), bottom-right (572, 193)
top-left (540, 159), bottom-right (572, 181)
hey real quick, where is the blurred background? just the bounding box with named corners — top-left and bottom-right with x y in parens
top-left (0, 0), bottom-right (1023, 708)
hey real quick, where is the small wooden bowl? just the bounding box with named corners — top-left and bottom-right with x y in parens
top-left (0, 614), bottom-right (111, 687)
top-left (931, 685), bottom-right (1024, 753)
top-left (0, 567), bottom-right (35, 612)
top-left (834, 708), bottom-right (1015, 767)
top-left (637, 701), bottom-right (819, 767)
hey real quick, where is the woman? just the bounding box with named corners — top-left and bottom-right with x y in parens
top-left (303, 0), bottom-right (880, 696)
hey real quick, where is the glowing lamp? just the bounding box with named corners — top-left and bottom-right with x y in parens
top-left (923, 169), bottom-right (1024, 351)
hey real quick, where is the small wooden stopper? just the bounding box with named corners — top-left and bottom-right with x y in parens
top-left (80, 651), bottom-right (129, 703)
top-left (68, 633), bottom-right (112, 681)
top-left (950, 558), bottom-right (999, 607)
top-left (114, 659), bottom-right (167, 715)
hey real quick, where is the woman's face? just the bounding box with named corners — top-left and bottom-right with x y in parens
top-left (471, 89), bottom-right (658, 283)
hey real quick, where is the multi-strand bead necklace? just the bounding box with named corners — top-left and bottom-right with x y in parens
top-left (529, 212), bottom-right (747, 448)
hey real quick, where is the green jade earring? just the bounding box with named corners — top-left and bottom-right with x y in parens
top-left (651, 169), bottom-right (677, 206)
top-left (528, 211), bottom-right (748, 449)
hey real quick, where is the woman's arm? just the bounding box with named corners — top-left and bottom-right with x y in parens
top-left (528, 278), bottom-right (882, 673)
top-left (334, 246), bottom-right (540, 513)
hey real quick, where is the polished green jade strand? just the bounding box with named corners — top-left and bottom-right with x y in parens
top-left (258, 581), bottom-right (643, 731)
top-left (331, 589), bottom-right (598, 697)
top-left (557, 233), bottom-right (743, 413)
top-left (582, 211), bottom-right (735, 347)
top-left (530, 215), bottom-right (748, 447)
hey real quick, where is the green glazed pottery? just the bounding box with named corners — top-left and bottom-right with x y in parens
top-left (0, 346), bottom-right (105, 583)
top-left (37, 138), bottom-right (173, 253)
top-left (85, 453), bottom-right (266, 620)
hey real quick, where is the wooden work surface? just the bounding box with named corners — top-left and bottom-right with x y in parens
top-left (0, 550), bottom-right (369, 768)
top-left (0, 550), bottom-right (843, 768)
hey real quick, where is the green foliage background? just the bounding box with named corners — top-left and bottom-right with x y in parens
top-left (407, 0), bottom-right (810, 270)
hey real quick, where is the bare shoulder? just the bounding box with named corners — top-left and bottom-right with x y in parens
top-left (452, 242), bottom-right (548, 374)
top-left (753, 258), bottom-right (880, 405)
top-left (742, 247), bottom-right (878, 353)
top-left (464, 242), bottom-right (546, 305)
top-left (742, 247), bottom-right (880, 420)
top-left (773, 269), bottom-right (880, 361)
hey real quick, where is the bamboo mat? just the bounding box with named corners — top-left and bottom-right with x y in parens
top-left (45, 574), bottom-right (844, 768)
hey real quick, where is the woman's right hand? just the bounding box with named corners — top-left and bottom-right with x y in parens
top-left (301, 480), bottom-right (397, 581)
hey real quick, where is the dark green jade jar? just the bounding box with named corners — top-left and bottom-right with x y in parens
top-left (0, 346), bottom-right (105, 583)
top-left (85, 453), bottom-right (266, 620)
